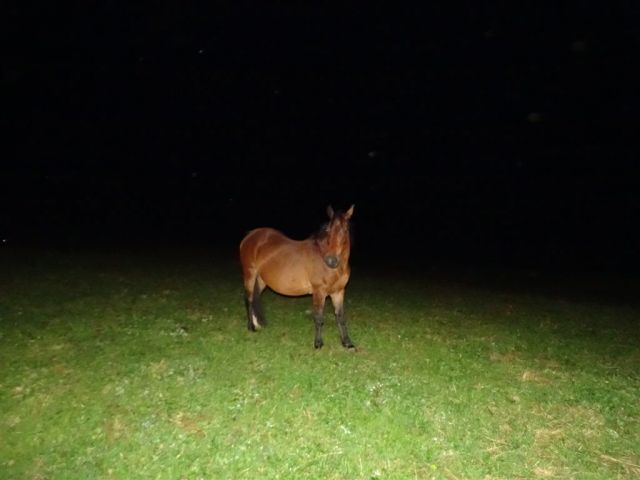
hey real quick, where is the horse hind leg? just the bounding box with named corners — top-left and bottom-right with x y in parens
top-left (245, 274), bottom-right (266, 331)
top-left (252, 276), bottom-right (267, 327)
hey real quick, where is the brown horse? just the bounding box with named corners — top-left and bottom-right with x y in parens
top-left (239, 205), bottom-right (355, 348)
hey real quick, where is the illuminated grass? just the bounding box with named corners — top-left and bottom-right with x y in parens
top-left (1, 249), bottom-right (639, 479)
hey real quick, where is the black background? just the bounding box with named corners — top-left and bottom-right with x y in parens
top-left (4, 2), bottom-right (639, 273)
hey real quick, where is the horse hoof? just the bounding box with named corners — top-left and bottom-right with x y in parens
top-left (314, 340), bottom-right (324, 349)
top-left (342, 339), bottom-right (355, 349)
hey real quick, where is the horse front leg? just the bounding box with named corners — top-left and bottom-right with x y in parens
top-left (312, 292), bottom-right (326, 349)
top-left (330, 290), bottom-right (355, 348)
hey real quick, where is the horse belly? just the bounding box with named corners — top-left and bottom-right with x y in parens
top-left (260, 263), bottom-right (313, 296)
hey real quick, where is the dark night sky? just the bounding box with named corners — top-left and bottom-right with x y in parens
top-left (3, 2), bottom-right (640, 272)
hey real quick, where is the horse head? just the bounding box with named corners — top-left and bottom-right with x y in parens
top-left (317, 205), bottom-right (354, 269)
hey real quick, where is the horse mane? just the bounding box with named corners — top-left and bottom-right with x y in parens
top-left (311, 222), bottom-right (330, 242)
top-left (310, 210), bottom-right (353, 245)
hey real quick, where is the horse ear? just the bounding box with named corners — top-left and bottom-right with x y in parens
top-left (327, 205), bottom-right (335, 219)
top-left (345, 204), bottom-right (355, 219)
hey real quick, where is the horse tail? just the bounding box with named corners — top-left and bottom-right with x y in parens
top-left (252, 276), bottom-right (260, 303)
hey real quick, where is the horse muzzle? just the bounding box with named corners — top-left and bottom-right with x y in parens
top-left (324, 255), bottom-right (339, 269)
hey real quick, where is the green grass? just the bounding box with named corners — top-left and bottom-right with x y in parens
top-left (1, 248), bottom-right (639, 479)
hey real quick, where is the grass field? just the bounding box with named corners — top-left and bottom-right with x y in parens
top-left (1, 247), bottom-right (639, 479)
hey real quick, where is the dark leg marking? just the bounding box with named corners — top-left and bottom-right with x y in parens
top-left (314, 310), bottom-right (324, 349)
top-left (336, 307), bottom-right (355, 349)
